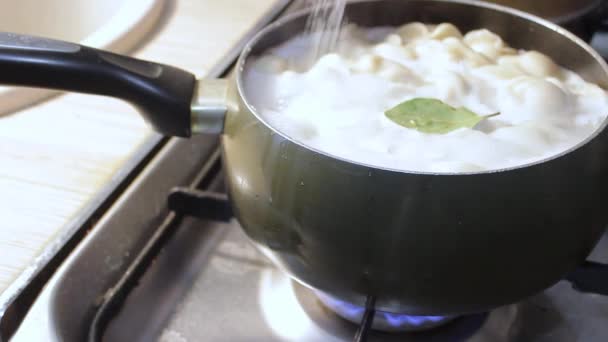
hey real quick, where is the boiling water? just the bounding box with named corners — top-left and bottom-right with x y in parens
top-left (304, 0), bottom-right (347, 64)
top-left (245, 23), bottom-right (608, 172)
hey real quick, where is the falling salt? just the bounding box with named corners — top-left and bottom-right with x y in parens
top-left (303, 0), bottom-right (347, 65)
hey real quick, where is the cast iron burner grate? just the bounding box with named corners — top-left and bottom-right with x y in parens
top-left (87, 183), bottom-right (608, 342)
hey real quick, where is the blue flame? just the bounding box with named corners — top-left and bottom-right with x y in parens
top-left (318, 292), bottom-right (451, 329)
top-left (320, 293), bottom-right (365, 318)
top-left (382, 312), bottom-right (449, 327)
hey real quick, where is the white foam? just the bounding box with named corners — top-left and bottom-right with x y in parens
top-left (245, 24), bottom-right (608, 172)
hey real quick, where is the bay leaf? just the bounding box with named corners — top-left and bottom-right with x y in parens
top-left (385, 98), bottom-right (499, 134)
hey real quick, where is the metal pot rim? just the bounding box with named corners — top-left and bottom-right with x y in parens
top-left (235, 0), bottom-right (608, 176)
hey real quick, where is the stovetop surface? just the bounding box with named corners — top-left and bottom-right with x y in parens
top-left (102, 193), bottom-right (608, 342)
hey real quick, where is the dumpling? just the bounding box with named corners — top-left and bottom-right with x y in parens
top-left (464, 29), bottom-right (516, 60)
top-left (397, 22), bottom-right (430, 42)
top-left (498, 51), bottom-right (560, 78)
top-left (500, 76), bottom-right (570, 122)
top-left (430, 23), bottom-right (463, 40)
top-left (443, 37), bottom-right (491, 67)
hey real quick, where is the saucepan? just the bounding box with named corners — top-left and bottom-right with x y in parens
top-left (1, 0), bottom-right (607, 316)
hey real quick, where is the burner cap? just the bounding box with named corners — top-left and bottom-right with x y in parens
top-left (315, 292), bottom-right (457, 332)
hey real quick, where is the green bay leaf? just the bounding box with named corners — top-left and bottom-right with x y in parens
top-left (385, 98), bottom-right (499, 134)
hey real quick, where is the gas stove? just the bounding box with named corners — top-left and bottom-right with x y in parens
top-left (4, 3), bottom-right (608, 342)
top-left (95, 167), bottom-right (608, 342)
top-left (11, 142), bottom-right (608, 341)
top-left (26, 154), bottom-right (608, 342)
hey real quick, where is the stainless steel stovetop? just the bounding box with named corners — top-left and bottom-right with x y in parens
top-left (12, 144), bottom-right (608, 342)
top-left (5, 2), bottom-right (608, 342)
top-left (104, 202), bottom-right (608, 342)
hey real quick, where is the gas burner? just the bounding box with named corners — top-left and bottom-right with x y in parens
top-left (258, 269), bottom-right (493, 341)
top-left (315, 292), bottom-right (457, 332)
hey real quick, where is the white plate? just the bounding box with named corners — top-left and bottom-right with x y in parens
top-left (0, 0), bottom-right (164, 116)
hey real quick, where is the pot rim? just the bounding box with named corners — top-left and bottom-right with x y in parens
top-left (235, 0), bottom-right (608, 176)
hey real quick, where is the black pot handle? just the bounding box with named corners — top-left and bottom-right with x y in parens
top-left (0, 32), bottom-right (196, 137)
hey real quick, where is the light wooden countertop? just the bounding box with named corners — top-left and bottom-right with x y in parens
top-left (0, 0), bottom-right (286, 296)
